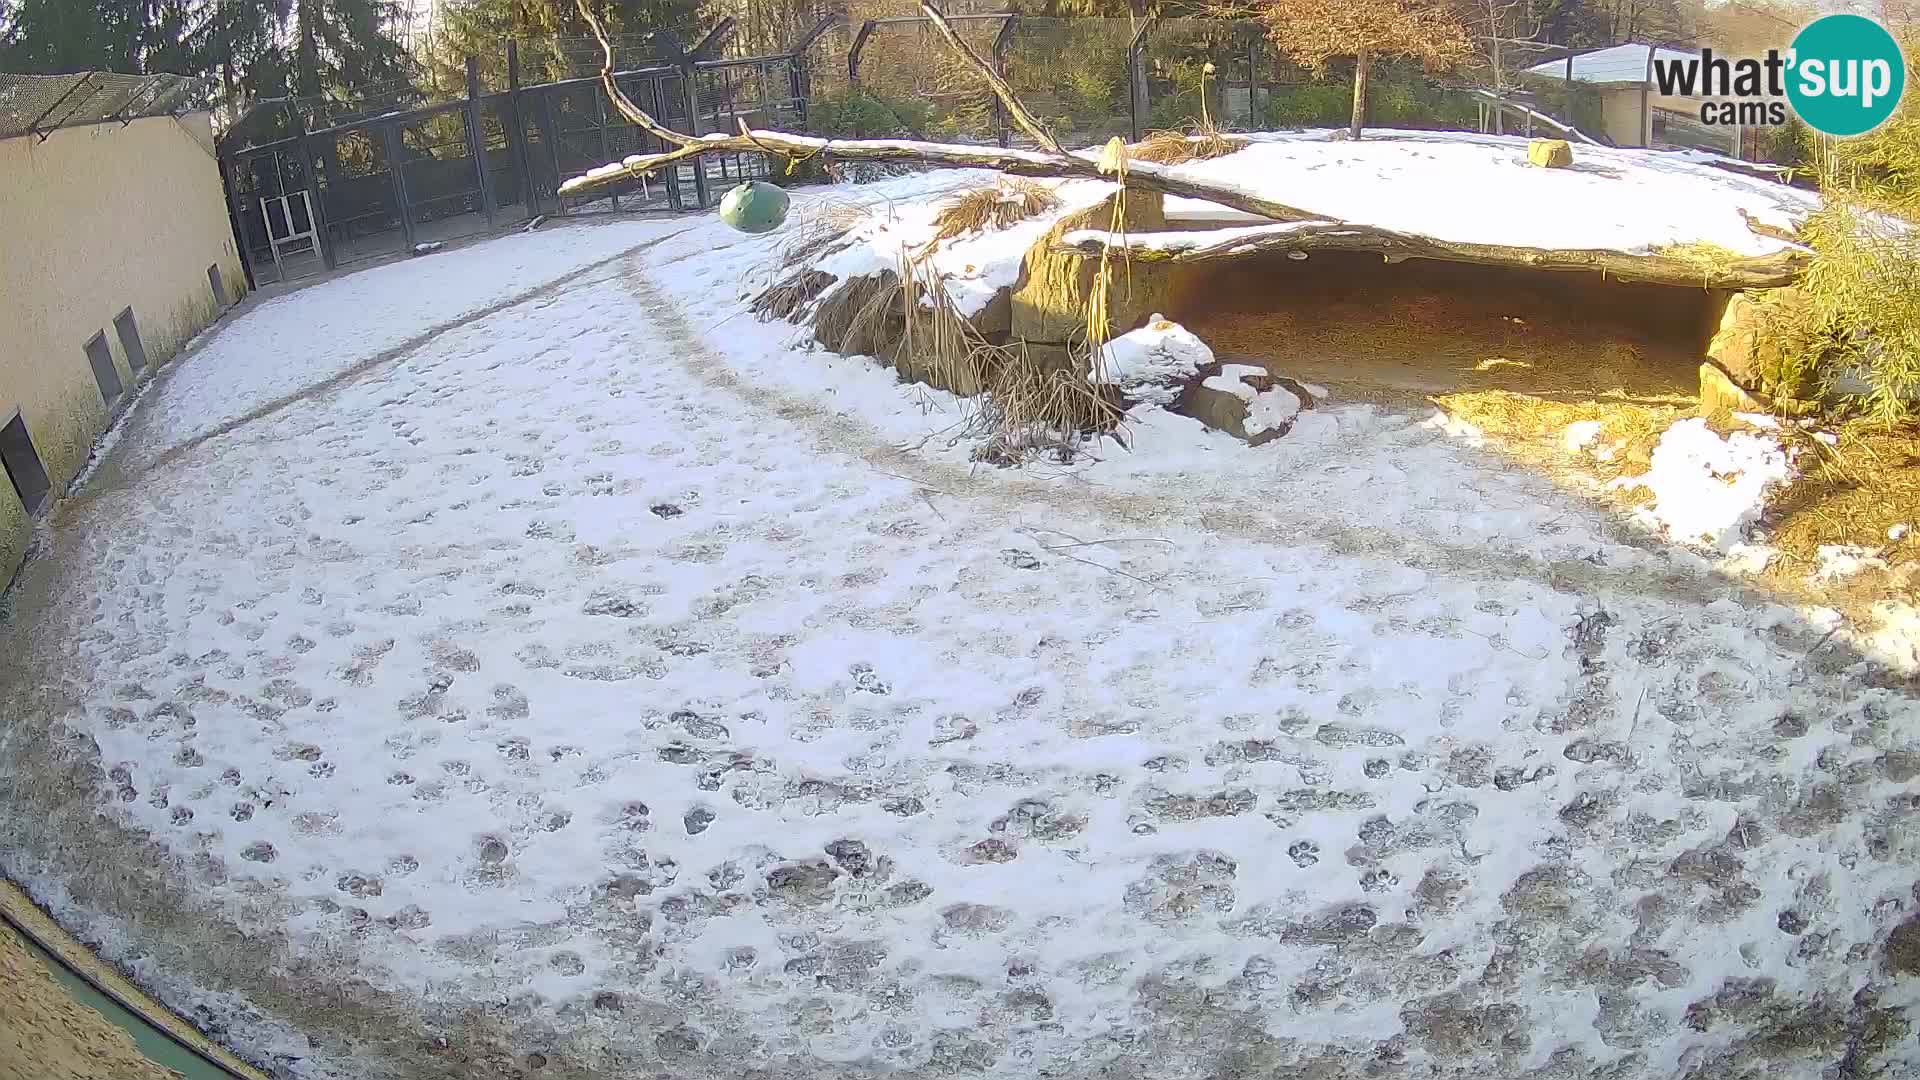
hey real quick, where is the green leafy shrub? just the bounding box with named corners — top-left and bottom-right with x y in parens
top-left (808, 89), bottom-right (933, 140)
top-left (1259, 69), bottom-right (1470, 131)
top-left (1746, 31), bottom-right (1920, 420)
top-left (1756, 201), bottom-right (1920, 420)
top-left (1261, 82), bottom-right (1351, 128)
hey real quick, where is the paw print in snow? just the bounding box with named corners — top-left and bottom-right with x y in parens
top-left (1360, 868), bottom-right (1397, 893)
top-left (650, 503), bottom-right (684, 519)
top-left (849, 663), bottom-right (890, 695)
top-left (1288, 840), bottom-right (1319, 868)
top-left (1000, 549), bottom-right (1042, 571)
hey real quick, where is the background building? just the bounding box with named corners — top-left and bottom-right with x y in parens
top-left (0, 72), bottom-right (244, 584)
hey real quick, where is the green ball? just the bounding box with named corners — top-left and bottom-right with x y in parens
top-left (718, 180), bottom-right (791, 234)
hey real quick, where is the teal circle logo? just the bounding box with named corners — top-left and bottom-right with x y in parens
top-left (1786, 14), bottom-right (1906, 137)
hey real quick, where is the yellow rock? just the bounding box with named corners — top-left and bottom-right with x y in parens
top-left (1527, 139), bottom-right (1573, 168)
top-left (1699, 361), bottom-right (1767, 417)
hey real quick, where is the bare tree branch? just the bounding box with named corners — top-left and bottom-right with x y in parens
top-left (576, 0), bottom-right (696, 148)
top-left (915, 1), bottom-right (1066, 157)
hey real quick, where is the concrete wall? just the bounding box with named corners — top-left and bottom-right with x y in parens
top-left (1596, 89), bottom-right (1724, 148)
top-left (0, 111), bottom-right (244, 585)
top-left (1599, 87), bottom-right (1648, 146)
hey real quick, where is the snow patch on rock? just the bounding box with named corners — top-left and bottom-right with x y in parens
top-left (1095, 315), bottom-right (1214, 406)
top-left (1613, 418), bottom-right (1794, 550)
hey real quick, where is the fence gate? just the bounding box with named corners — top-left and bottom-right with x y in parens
top-left (263, 191), bottom-right (318, 268)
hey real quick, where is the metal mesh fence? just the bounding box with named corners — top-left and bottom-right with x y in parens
top-left (0, 72), bottom-right (211, 141)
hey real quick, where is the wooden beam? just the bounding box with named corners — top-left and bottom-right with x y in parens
top-left (1054, 224), bottom-right (1807, 289)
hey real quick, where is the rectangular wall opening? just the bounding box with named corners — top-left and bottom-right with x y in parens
top-left (113, 306), bottom-right (149, 371)
top-left (208, 263), bottom-right (229, 307)
top-left (1, 411), bottom-right (52, 515)
top-left (84, 330), bottom-right (123, 405)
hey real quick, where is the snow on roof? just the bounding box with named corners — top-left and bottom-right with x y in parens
top-left (1525, 43), bottom-right (1701, 86)
top-left (1159, 130), bottom-right (1819, 257)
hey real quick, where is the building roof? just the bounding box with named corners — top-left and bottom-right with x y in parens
top-left (0, 71), bottom-right (210, 141)
top-left (1524, 44), bottom-right (1700, 87)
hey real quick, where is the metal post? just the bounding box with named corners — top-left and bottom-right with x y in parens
top-left (1564, 53), bottom-right (1574, 130)
top-left (1127, 18), bottom-right (1155, 143)
top-left (380, 121), bottom-right (418, 250)
top-left (219, 156), bottom-right (259, 291)
top-left (682, 65), bottom-right (709, 208)
top-left (290, 105), bottom-right (337, 270)
top-left (655, 78), bottom-right (682, 211)
top-left (849, 19), bottom-right (879, 88)
top-left (1640, 44), bottom-right (1654, 147)
top-left (792, 53), bottom-right (810, 128)
top-left (27, 72), bottom-right (95, 140)
top-left (790, 14), bottom-right (845, 128)
top-left (506, 41), bottom-right (537, 218)
top-left (596, 90), bottom-right (619, 211)
top-left (992, 14), bottom-right (1017, 148)
top-left (465, 56), bottom-right (498, 226)
top-left (1247, 35), bottom-right (1260, 127)
top-left (538, 89), bottom-right (565, 213)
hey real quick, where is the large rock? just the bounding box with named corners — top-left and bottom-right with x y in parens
top-left (1698, 361), bottom-right (1767, 417)
top-left (1707, 291), bottom-right (1769, 389)
top-left (1175, 359), bottom-right (1313, 445)
top-left (1527, 139), bottom-right (1573, 168)
top-left (1010, 190), bottom-right (1168, 346)
top-left (1708, 287), bottom-right (1812, 395)
top-left (1093, 315), bottom-right (1213, 407)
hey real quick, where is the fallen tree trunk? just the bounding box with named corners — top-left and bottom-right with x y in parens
top-left (1053, 223), bottom-right (1809, 290)
top-left (559, 132), bottom-right (1331, 224)
top-left (565, 0), bottom-right (1807, 293)
top-left (563, 0), bottom-right (1328, 224)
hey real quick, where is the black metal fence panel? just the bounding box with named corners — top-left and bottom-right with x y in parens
top-left (215, 16), bottom-right (1613, 289)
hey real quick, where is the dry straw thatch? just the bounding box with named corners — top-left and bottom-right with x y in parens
top-left (1127, 128), bottom-right (1249, 166)
top-left (928, 180), bottom-right (1062, 246)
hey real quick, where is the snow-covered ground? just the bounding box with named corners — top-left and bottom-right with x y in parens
top-left (2, 163), bottom-right (1918, 1080)
top-left (1157, 131), bottom-right (1822, 256)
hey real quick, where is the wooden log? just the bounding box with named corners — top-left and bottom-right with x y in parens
top-left (1052, 224), bottom-right (1809, 290)
top-left (559, 131), bottom-right (1328, 223)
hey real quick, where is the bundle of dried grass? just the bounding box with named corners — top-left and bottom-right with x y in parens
top-left (1767, 420), bottom-right (1920, 568)
top-left (891, 253), bottom-right (1121, 457)
top-left (777, 199), bottom-right (871, 268)
top-left (750, 269), bottom-right (838, 322)
top-left (1128, 128), bottom-right (1249, 166)
top-left (928, 180), bottom-right (1062, 246)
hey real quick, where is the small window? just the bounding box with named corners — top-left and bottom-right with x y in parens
top-left (1, 410), bottom-right (52, 515)
top-left (208, 264), bottom-right (229, 307)
top-left (84, 331), bottom-right (123, 405)
top-left (113, 307), bottom-right (148, 372)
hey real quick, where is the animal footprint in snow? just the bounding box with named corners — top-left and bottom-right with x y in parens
top-left (1000, 549), bottom-right (1042, 571)
top-left (1360, 867), bottom-right (1397, 893)
top-left (650, 503), bottom-right (684, 519)
top-left (684, 806), bottom-right (716, 835)
top-left (928, 715), bottom-right (976, 746)
top-left (1288, 840), bottom-right (1320, 867)
top-left (849, 663), bottom-right (890, 695)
